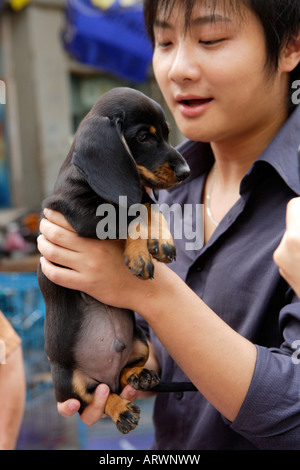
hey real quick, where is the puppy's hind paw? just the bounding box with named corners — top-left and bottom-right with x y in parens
top-left (116, 402), bottom-right (140, 434)
top-left (127, 368), bottom-right (160, 391)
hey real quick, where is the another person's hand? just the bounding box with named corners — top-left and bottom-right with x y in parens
top-left (274, 197), bottom-right (300, 298)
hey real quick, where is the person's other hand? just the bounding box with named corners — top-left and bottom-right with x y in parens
top-left (274, 197), bottom-right (300, 298)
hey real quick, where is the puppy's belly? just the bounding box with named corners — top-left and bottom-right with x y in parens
top-left (74, 295), bottom-right (135, 393)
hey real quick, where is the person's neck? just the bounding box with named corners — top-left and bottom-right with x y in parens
top-left (210, 107), bottom-right (289, 190)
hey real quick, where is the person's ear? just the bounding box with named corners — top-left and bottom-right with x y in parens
top-left (279, 32), bottom-right (300, 73)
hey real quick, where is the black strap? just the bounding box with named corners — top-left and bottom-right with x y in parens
top-left (152, 382), bottom-right (197, 393)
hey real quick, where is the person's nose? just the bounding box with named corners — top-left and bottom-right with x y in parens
top-left (168, 41), bottom-right (200, 83)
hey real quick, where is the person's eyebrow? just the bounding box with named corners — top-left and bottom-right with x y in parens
top-left (153, 19), bottom-right (172, 30)
top-left (154, 14), bottom-right (232, 30)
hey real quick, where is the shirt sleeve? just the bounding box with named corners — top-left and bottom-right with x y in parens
top-left (228, 292), bottom-right (300, 449)
top-left (0, 311), bottom-right (21, 360)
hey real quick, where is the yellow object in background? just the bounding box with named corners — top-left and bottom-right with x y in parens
top-left (10, 0), bottom-right (31, 11)
top-left (91, 0), bottom-right (115, 10)
top-left (92, 0), bottom-right (141, 9)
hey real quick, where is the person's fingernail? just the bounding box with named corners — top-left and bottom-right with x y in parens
top-left (127, 387), bottom-right (138, 399)
top-left (43, 208), bottom-right (50, 218)
top-left (97, 384), bottom-right (109, 396)
top-left (68, 400), bottom-right (79, 411)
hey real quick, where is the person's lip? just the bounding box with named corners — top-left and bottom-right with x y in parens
top-left (175, 95), bottom-right (213, 117)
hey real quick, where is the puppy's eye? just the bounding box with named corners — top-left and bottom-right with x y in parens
top-left (137, 131), bottom-right (150, 143)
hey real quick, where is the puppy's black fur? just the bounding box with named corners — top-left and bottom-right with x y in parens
top-left (38, 87), bottom-right (190, 434)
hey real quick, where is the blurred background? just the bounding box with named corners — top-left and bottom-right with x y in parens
top-left (0, 0), bottom-right (184, 450)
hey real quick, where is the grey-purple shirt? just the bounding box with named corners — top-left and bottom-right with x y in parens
top-left (137, 104), bottom-right (300, 450)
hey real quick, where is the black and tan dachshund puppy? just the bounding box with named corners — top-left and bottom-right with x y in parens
top-left (38, 87), bottom-right (190, 434)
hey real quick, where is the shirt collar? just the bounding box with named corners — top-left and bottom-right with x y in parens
top-left (253, 105), bottom-right (300, 196)
top-left (177, 105), bottom-right (300, 196)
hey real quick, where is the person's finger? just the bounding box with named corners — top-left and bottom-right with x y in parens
top-left (39, 256), bottom-right (83, 290)
top-left (43, 208), bottom-right (75, 232)
top-left (79, 384), bottom-right (110, 426)
top-left (39, 218), bottom-right (79, 252)
top-left (57, 399), bottom-right (81, 417)
top-left (120, 384), bottom-right (139, 402)
top-left (37, 234), bottom-right (75, 267)
top-left (285, 198), bottom-right (300, 232)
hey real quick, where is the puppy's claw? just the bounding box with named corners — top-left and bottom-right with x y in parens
top-left (149, 239), bottom-right (177, 264)
top-left (148, 239), bottom-right (159, 255)
top-left (163, 243), bottom-right (177, 263)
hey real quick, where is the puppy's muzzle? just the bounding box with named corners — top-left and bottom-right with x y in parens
top-left (174, 163), bottom-right (191, 182)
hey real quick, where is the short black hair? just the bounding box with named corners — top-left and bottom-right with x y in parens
top-left (143, 0), bottom-right (300, 82)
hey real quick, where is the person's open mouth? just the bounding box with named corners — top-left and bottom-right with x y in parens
top-left (182, 98), bottom-right (212, 106)
top-left (176, 96), bottom-right (213, 117)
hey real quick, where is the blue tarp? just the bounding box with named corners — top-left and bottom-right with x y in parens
top-left (62, 0), bottom-right (153, 83)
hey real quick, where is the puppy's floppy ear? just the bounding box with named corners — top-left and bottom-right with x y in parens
top-left (71, 115), bottom-right (142, 206)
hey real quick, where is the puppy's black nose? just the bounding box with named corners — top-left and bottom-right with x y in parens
top-left (175, 163), bottom-right (191, 181)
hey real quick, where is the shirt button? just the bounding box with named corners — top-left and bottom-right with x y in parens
top-left (175, 391), bottom-right (184, 400)
top-left (195, 264), bottom-right (203, 272)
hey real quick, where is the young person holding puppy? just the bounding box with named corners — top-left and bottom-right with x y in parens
top-left (38, 0), bottom-right (300, 449)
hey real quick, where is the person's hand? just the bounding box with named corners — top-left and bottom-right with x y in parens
top-left (274, 197), bottom-right (300, 298)
top-left (57, 384), bottom-right (139, 426)
top-left (37, 209), bottom-right (143, 310)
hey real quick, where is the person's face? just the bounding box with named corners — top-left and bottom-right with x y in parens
top-left (152, 1), bottom-right (290, 144)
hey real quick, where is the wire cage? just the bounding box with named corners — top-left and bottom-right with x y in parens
top-left (0, 272), bottom-right (65, 450)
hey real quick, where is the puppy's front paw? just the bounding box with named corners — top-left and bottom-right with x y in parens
top-left (148, 238), bottom-right (176, 264)
top-left (125, 252), bottom-right (154, 280)
top-left (127, 368), bottom-right (160, 391)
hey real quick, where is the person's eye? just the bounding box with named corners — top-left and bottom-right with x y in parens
top-left (154, 32), bottom-right (173, 49)
top-left (157, 41), bottom-right (172, 49)
top-left (199, 38), bottom-right (225, 46)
